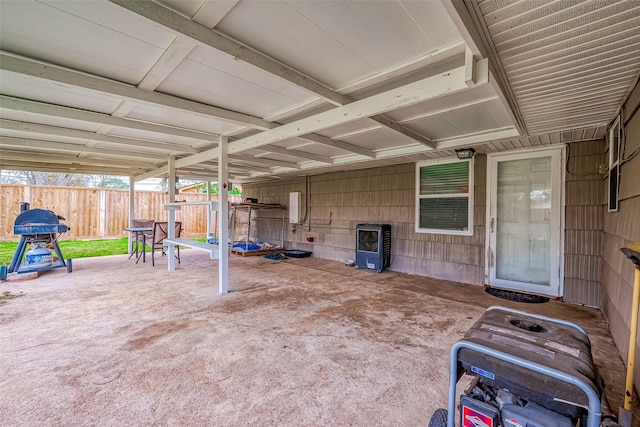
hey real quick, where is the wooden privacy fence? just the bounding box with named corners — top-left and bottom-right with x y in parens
top-left (0, 185), bottom-right (241, 241)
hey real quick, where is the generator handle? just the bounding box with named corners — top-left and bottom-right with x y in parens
top-left (448, 340), bottom-right (602, 427)
top-left (487, 305), bottom-right (588, 336)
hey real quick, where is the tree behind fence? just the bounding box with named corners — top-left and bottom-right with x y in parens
top-left (0, 185), bottom-right (241, 241)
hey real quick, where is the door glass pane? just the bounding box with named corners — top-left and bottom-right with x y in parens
top-left (496, 157), bottom-right (551, 285)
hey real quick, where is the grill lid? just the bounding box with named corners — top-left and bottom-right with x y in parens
top-left (14, 224), bottom-right (69, 235)
top-left (13, 208), bottom-right (68, 235)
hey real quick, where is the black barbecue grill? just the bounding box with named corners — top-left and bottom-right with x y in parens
top-left (0, 204), bottom-right (72, 280)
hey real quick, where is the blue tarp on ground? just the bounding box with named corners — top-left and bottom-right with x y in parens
top-left (232, 243), bottom-right (261, 251)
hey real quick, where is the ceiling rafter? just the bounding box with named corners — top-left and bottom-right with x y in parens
top-left (0, 136), bottom-right (167, 161)
top-left (0, 149), bottom-right (158, 170)
top-left (254, 145), bottom-right (333, 164)
top-left (0, 95), bottom-right (219, 144)
top-left (0, 161), bottom-right (146, 176)
top-left (175, 60), bottom-right (485, 170)
top-left (0, 118), bottom-right (197, 155)
top-left (137, 59), bottom-right (483, 180)
top-left (195, 160), bottom-right (274, 174)
top-left (298, 133), bottom-right (374, 158)
top-left (0, 52), bottom-right (276, 131)
top-left (108, 0), bottom-right (438, 150)
top-left (109, 0), bottom-right (350, 107)
top-left (229, 154), bottom-right (301, 169)
top-left (94, 35), bottom-right (199, 139)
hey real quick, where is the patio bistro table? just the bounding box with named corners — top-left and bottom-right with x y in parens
top-left (123, 227), bottom-right (153, 264)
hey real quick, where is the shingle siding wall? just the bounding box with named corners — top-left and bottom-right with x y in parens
top-left (601, 80), bottom-right (640, 389)
top-left (563, 140), bottom-right (606, 307)
top-left (244, 143), bottom-right (622, 312)
top-left (243, 157), bottom-right (487, 286)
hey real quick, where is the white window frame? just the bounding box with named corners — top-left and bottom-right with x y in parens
top-left (608, 115), bottom-right (621, 212)
top-left (415, 157), bottom-right (474, 235)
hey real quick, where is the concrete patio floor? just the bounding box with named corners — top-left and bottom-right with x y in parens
top-left (0, 250), bottom-right (635, 426)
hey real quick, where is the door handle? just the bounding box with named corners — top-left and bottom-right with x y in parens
top-left (490, 217), bottom-right (495, 233)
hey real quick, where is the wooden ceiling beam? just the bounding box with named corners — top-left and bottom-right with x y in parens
top-left (0, 160), bottom-right (146, 175)
top-left (0, 148), bottom-right (159, 169)
top-left (0, 95), bottom-right (218, 144)
top-left (0, 52), bottom-right (275, 131)
top-left (109, 0), bottom-right (443, 149)
top-left (173, 61), bottom-right (479, 169)
top-left (0, 118), bottom-right (198, 155)
top-left (109, 0), bottom-right (350, 107)
top-left (0, 136), bottom-right (167, 161)
top-left (229, 154), bottom-right (301, 169)
top-left (256, 145), bottom-right (333, 164)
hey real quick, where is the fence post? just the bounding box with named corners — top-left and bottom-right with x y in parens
top-left (99, 189), bottom-right (106, 238)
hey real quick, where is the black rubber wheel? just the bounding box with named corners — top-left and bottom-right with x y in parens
top-left (0, 264), bottom-right (7, 281)
top-left (67, 259), bottom-right (72, 273)
top-left (428, 408), bottom-right (448, 427)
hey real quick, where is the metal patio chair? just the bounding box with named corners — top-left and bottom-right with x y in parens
top-left (129, 218), bottom-right (154, 260)
top-left (150, 221), bottom-right (182, 267)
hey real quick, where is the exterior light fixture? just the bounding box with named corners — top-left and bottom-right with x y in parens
top-left (455, 148), bottom-right (475, 159)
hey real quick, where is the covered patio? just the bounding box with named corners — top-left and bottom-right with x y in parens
top-left (0, 252), bottom-right (635, 425)
top-left (1, 1), bottom-right (640, 425)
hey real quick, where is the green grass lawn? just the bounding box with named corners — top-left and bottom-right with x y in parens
top-left (0, 238), bottom-right (129, 265)
top-left (0, 237), bottom-right (208, 265)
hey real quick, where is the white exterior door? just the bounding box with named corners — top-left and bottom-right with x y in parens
top-left (487, 147), bottom-right (564, 297)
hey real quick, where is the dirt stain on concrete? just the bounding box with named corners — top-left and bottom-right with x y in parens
top-left (123, 320), bottom-right (190, 351)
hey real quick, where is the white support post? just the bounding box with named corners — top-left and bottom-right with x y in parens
top-left (168, 155), bottom-right (176, 203)
top-left (128, 176), bottom-right (135, 254)
top-left (206, 180), bottom-right (212, 238)
top-left (167, 156), bottom-right (177, 269)
top-left (167, 207), bottom-right (177, 271)
top-left (218, 137), bottom-right (229, 295)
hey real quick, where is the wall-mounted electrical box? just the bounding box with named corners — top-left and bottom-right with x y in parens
top-left (289, 192), bottom-right (301, 224)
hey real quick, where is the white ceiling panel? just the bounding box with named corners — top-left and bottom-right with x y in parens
top-left (212, 1), bottom-right (371, 89)
top-left (104, 127), bottom-right (212, 150)
top-left (272, 138), bottom-right (353, 158)
top-left (156, 47), bottom-right (315, 118)
top-left (213, 0), bottom-right (461, 89)
top-left (383, 82), bottom-right (498, 123)
top-left (312, 119), bottom-right (382, 140)
top-left (0, 70), bottom-right (123, 114)
top-left (124, 103), bottom-right (241, 135)
top-left (399, 0), bottom-right (462, 47)
top-left (0, 109), bottom-right (102, 134)
top-left (156, 0), bottom-right (207, 19)
top-left (403, 116), bottom-right (459, 141)
top-left (387, 98), bottom-right (515, 141)
top-left (437, 99), bottom-right (515, 134)
top-left (339, 128), bottom-right (417, 152)
top-left (0, 0), bottom-right (173, 85)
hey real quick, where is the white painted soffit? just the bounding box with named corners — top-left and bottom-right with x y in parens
top-left (469, 0), bottom-right (640, 135)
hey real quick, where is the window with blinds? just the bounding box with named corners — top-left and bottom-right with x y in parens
top-left (415, 159), bottom-right (474, 235)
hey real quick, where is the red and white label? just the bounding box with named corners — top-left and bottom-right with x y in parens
top-left (462, 406), bottom-right (493, 427)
